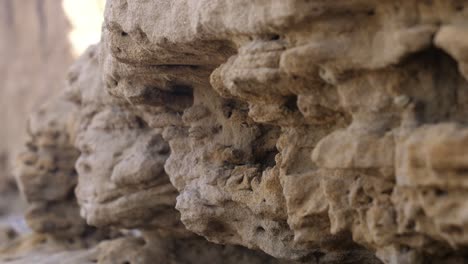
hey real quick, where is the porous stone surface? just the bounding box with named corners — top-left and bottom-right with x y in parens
top-left (8, 0), bottom-right (468, 263)
top-left (7, 45), bottom-right (298, 264)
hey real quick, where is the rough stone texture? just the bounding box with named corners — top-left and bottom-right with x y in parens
top-left (99, 0), bottom-right (468, 262)
top-left (7, 0), bottom-right (468, 263)
top-left (7, 44), bottom-right (297, 264)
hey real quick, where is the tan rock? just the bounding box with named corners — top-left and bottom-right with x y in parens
top-left (9, 0), bottom-right (468, 263)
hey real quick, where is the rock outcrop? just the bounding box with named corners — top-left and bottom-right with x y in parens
top-left (6, 0), bottom-right (468, 263)
top-left (10, 44), bottom-right (298, 264)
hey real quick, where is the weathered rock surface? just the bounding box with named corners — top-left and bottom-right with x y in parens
top-left (8, 44), bottom-right (300, 264)
top-left (7, 0), bottom-right (468, 263)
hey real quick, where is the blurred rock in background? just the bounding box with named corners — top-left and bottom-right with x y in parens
top-left (0, 0), bottom-right (104, 189)
top-left (0, 0), bottom-right (104, 234)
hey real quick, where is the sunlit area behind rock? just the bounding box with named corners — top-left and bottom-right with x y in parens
top-left (63, 0), bottom-right (105, 57)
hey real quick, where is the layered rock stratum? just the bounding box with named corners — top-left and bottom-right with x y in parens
top-left (3, 0), bottom-right (468, 263)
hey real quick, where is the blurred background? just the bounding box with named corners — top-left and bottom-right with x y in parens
top-left (0, 0), bottom-right (105, 233)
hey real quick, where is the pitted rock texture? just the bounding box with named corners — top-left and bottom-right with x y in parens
top-left (68, 46), bottom-right (180, 232)
top-left (14, 45), bottom-right (296, 264)
top-left (98, 0), bottom-right (468, 263)
top-left (9, 0), bottom-right (468, 263)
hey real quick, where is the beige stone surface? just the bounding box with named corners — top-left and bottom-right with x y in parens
top-left (6, 0), bottom-right (468, 263)
top-left (99, 0), bottom-right (468, 262)
top-left (7, 45), bottom-right (302, 264)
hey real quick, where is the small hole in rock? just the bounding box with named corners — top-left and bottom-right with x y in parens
top-left (270, 34), bottom-right (280, 40)
top-left (381, 189), bottom-right (392, 195)
top-left (222, 101), bottom-right (236, 119)
top-left (284, 95), bottom-right (299, 112)
top-left (134, 116), bottom-right (148, 128)
top-left (138, 238), bottom-right (147, 246)
top-left (434, 188), bottom-right (448, 196)
top-left (121, 31), bottom-right (128, 36)
top-left (406, 220), bottom-right (415, 229)
top-left (256, 226), bottom-right (265, 233)
top-left (208, 221), bottom-right (227, 233)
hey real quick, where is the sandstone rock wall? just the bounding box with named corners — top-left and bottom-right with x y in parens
top-left (10, 44), bottom-right (302, 264)
top-left (6, 0), bottom-right (468, 263)
top-left (99, 0), bottom-right (468, 262)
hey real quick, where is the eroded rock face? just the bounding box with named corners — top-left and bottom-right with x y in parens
top-left (71, 47), bottom-right (181, 233)
top-left (15, 93), bottom-right (84, 238)
top-left (8, 43), bottom-right (290, 263)
top-left (99, 0), bottom-right (468, 263)
top-left (67, 45), bottom-right (291, 263)
top-left (10, 0), bottom-right (468, 263)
